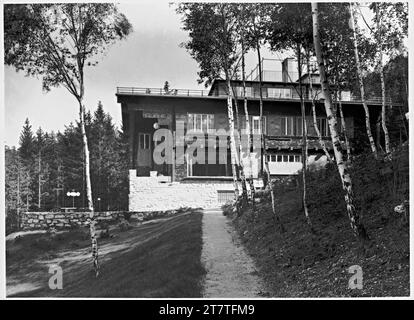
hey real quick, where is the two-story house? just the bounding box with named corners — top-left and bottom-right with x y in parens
top-left (116, 58), bottom-right (385, 211)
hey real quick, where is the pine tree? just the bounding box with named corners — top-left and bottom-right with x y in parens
top-left (19, 118), bottom-right (35, 165)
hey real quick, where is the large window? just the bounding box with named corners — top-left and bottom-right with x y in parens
top-left (280, 117), bottom-right (295, 136)
top-left (267, 87), bottom-right (291, 99)
top-left (317, 118), bottom-right (329, 137)
top-left (278, 116), bottom-right (329, 137)
top-left (235, 86), bottom-right (253, 98)
top-left (188, 114), bottom-right (214, 133)
top-left (251, 116), bottom-right (266, 134)
top-left (240, 116), bottom-right (267, 134)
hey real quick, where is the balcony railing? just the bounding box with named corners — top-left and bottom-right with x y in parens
top-left (117, 86), bottom-right (391, 104)
top-left (117, 86), bottom-right (208, 97)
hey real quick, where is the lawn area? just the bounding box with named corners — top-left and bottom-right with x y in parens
top-left (7, 210), bottom-right (205, 297)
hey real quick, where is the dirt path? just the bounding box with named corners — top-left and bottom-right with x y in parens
top-left (201, 208), bottom-right (266, 298)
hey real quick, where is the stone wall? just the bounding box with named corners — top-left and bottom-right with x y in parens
top-left (20, 211), bottom-right (128, 230)
top-left (129, 169), bottom-right (235, 212)
top-left (20, 209), bottom-right (182, 231)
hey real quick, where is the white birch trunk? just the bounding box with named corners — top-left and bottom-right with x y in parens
top-left (231, 86), bottom-right (250, 206)
top-left (349, 3), bottom-right (377, 157)
top-left (312, 3), bottom-right (368, 241)
top-left (79, 100), bottom-right (99, 277)
top-left (256, 42), bottom-right (284, 232)
top-left (375, 6), bottom-right (391, 154)
top-left (337, 91), bottom-right (351, 161)
top-left (225, 79), bottom-right (241, 204)
top-left (297, 46), bottom-right (311, 227)
top-left (38, 152), bottom-right (41, 209)
top-left (241, 41), bottom-right (256, 204)
top-left (308, 58), bottom-right (332, 161)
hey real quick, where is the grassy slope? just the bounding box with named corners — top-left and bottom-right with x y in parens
top-left (7, 211), bottom-right (205, 297)
top-left (229, 149), bottom-right (409, 297)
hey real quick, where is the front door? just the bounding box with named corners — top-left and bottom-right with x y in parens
top-left (137, 132), bottom-right (152, 169)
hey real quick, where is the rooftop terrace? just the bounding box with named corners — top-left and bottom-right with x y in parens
top-left (116, 85), bottom-right (392, 105)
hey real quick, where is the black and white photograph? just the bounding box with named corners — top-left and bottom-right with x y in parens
top-left (1, 0), bottom-right (411, 303)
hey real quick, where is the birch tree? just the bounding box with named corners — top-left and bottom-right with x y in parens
top-left (312, 2), bottom-right (368, 241)
top-left (4, 3), bottom-right (132, 276)
top-left (349, 3), bottom-right (377, 157)
top-left (267, 3), bottom-right (313, 228)
top-left (240, 4), bottom-right (284, 231)
top-left (306, 53), bottom-right (332, 161)
top-left (370, 2), bottom-right (407, 155)
top-left (177, 3), bottom-right (247, 208)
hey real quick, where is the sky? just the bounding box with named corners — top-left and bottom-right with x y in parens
top-left (3, 1), bottom-right (376, 147)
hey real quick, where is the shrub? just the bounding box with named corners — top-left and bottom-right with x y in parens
top-left (118, 220), bottom-right (132, 232)
top-left (122, 211), bottom-right (132, 222)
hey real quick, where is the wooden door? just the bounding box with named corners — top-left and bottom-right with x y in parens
top-left (137, 133), bottom-right (151, 168)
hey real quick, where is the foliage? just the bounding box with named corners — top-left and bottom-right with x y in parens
top-left (4, 3), bottom-right (132, 96)
top-left (5, 102), bottom-right (130, 234)
top-left (177, 3), bottom-right (239, 87)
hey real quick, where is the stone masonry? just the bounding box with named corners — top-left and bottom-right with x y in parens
top-left (129, 169), bottom-right (235, 211)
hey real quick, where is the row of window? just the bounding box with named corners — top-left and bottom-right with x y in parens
top-left (188, 113), bottom-right (215, 133)
top-left (188, 113), bottom-right (266, 134)
top-left (142, 114), bottom-right (330, 139)
top-left (233, 86), bottom-right (351, 101)
top-left (281, 116), bottom-right (330, 137)
top-left (267, 154), bottom-right (302, 163)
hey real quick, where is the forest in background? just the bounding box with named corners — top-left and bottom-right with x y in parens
top-left (5, 102), bottom-right (129, 234)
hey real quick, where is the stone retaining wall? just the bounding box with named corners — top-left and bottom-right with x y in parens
top-left (21, 209), bottom-right (181, 231)
top-left (129, 170), bottom-right (236, 212)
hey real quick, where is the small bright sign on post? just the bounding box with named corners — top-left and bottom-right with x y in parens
top-left (66, 191), bottom-right (80, 208)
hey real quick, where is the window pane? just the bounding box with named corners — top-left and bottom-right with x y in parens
top-left (283, 155), bottom-right (289, 162)
top-left (281, 117), bottom-right (286, 135)
top-left (139, 134), bottom-right (144, 149)
top-left (196, 114), bottom-right (202, 131)
top-left (208, 115), bottom-right (214, 132)
top-left (287, 118), bottom-right (293, 135)
top-left (271, 155), bottom-right (276, 162)
top-left (202, 114), bottom-right (207, 132)
top-left (277, 155), bottom-right (283, 162)
top-left (289, 155), bottom-right (294, 162)
top-left (145, 134), bottom-right (150, 149)
top-left (296, 117), bottom-right (302, 136)
top-left (295, 155), bottom-right (301, 162)
top-left (188, 114), bottom-right (194, 131)
top-left (321, 119), bottom-right (327, 136)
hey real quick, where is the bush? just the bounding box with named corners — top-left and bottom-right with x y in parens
top-left (122, 211), bottom-right (132, 222)
top-left (118, 220), bottom-right (132, 232)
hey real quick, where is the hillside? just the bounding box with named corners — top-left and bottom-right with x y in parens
top-left (226, 146), bottom-right (409, 297)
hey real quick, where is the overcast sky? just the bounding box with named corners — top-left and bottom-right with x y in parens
top-left (4, 1), bottom-right (375, 147)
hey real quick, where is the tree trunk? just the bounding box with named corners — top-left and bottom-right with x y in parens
top-left (17, 163), bottom-right (20, 230)
top-left (349, 3), bottom-right (377, 157)
top-left (78, 100), bottom-right (99, 277)
top-left (308, 56), bottom-right (332, 161)
top-left (225, 78), bottom-right (241, 206)
top-left (38, 152), bottom-right (41, 210)
top-left (256, 41), bottom-right (284, 232)
top-left (312, 2), bottom-right (368, 241)
top-left (241, 41), bottom-right (256, 205)
top-left (231, 86), bottom-right (250, 207)
top-left (376, 6), bottom-right (391, 154)
top-left (337, 90), bottom-right (352, 161)
top-left (297, 45), bottom-right (312, 228)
